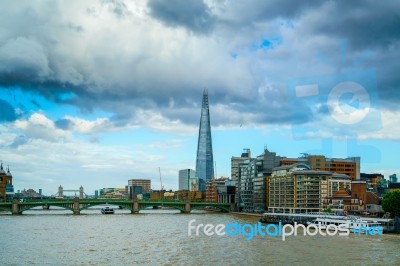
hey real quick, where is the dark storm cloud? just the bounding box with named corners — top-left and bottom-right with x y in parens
top-left (216, 0), bottom-right (322, 24)
top-left (0, 0), bottom-right (399, 131)
top-left (148, 0), bottom-right (215, 34)
top-left (0, 37), bottom-right (51, 80)
top-left (308, 0), bottom-right (400, 50)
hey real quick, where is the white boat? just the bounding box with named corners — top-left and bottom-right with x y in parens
top-left (101, 207), bottom-right (114, 214)
top-left (260, 212), bottom-right (343, 224)
top-left (307, 217), bottom-right (381, 232)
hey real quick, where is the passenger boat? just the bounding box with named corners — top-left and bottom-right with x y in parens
top-left (260, 212), bottom-right (392, 232)
top-left (307, 217), bottom-right (381, 232)
top-left (259, 212), bottom-right (339, 225)
top-left (101, 207), bottom-right (114, 214)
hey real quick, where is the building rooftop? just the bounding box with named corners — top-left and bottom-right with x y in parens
top-left (292, 170), bottom-right (333, 175)
top-left (351, 181), bottom-right (367, 184)
top-left (332, 173), bottom-right (351, 180)
top-left (0, 162), bottom-right (5, 175)
top-left (272, 163), bottom-right (310, 171)
top-left (389, 183), bottom-right (400, 189)
top-left (333, 186), bottom-right (351, 198)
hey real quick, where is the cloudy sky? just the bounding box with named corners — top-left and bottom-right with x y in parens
top-left (0, 0), bottom-right (399, 195)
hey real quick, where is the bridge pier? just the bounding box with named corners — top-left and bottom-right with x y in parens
top-left (73, 198), bottom-right (80, 215)
top-left (184, 201), bottom-right (190, 214)
top-left (131, 199), bottom-right (139, 214)
top-left (12, 199), bottom-right (21, 215)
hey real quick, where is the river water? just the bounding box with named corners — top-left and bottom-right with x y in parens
top-left (1, 207), bottom-right (399, 265)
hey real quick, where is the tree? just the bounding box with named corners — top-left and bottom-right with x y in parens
top-left (381, 191), bottom-right (400, 218)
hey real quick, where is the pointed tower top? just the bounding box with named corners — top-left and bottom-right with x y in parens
top-left (0, 161), bottom-right (3, 170)
top-left (6, 165), bottom-right (11, 176)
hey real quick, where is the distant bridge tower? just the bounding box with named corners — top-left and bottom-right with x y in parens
top-left (58, 185), bottom-right (63, 198)
top-left (79, 186), bottom-right (84, 199)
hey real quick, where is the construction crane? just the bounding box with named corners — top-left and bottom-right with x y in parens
top-left (159, 167), bottom-right (164, 200)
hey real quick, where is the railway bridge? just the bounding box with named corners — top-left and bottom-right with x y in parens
top-left (0, 199), bottom-right (233, 215)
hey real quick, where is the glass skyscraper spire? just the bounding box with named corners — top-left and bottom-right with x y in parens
top-left (195, 89), bottom-right (214, 192)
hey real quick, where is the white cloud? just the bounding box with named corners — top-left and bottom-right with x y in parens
top-left (14, 113), bottom-right (70, 142)
top-left (359, 110), bottom-right (400, 140)
top-left (134, 109), bottom-right (197, 136)
top-left (63, 116), bottom-right (111, 134)
top-left (2, 131), bottom-right (185, 195)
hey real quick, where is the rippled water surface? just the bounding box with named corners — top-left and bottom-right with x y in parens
top-left (1, 208), bottom-right (399, 265)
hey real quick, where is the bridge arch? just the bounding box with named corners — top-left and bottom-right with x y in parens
top-left (79, 201), bottom-right (133, 212)
top-left (0, 206), bottom-right (12, 213)
top-left (138, 203), bottom-right (185, 213)
top-left (18, 203), bottom-right (74, 213)
top-left (190, 204), bottom-right (230, 213)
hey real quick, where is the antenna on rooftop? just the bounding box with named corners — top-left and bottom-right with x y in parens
top-left (159, 167), bottom-right (164, 200)
top-left (214, 161), bottom-right (217, 179)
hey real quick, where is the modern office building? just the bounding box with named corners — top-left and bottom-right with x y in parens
top-left (388, 174), bottom-right (400, 192)
top-left (280, 155), bottom-right (360, 180)
top-left (389, 174), bottom-right (398, 183)
top-left (238, 157), bottom-right (255, 212)
top-left (267, 164), bottom-right (351, 213)
top-left (127, 179), bottom-right (151, 198)
top-left (0, 162), bottom-right (14, 199)
top-left (236, 148), bottom-right (281, 212)
top-left (195, 89), bottom-right (214, 192)
top-left (231, 149), bottom-right (251, 205)
top-left (231, 149), bottom-right (251, 182)
top-left (388, 183), bottom-right (400, 192)
top-left (178, 169), bottom-right (197, 191)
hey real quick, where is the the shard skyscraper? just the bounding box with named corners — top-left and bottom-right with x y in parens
top-left (195, 89), bottom-right (214, 192)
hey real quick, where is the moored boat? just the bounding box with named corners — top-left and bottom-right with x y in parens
top-left (259, 212), bottom-right (339, 225)
top-left (307, 217), bottom-right (382, 233)
top-left (101, 207), bottom-right (114, 214)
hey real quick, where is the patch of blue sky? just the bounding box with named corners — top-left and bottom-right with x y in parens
top-left (94, 129), bottom-right (198, 172)
top-left (262, 37), bottom-right (283, 48)
top-left (99, 128), bottom-right (174, 147)
top-left (213, 127), bottom-right (396, 177)
top-left (0, 86), bottom-right (118, 124)
top-left (57, 91), bottom-right (75, 101)
top-left (1, 87), bottom-right (46, 116)
top-left (249, 36), bottom-right (283, 52)
top-left (74, 108), bottom-right (115, 121)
